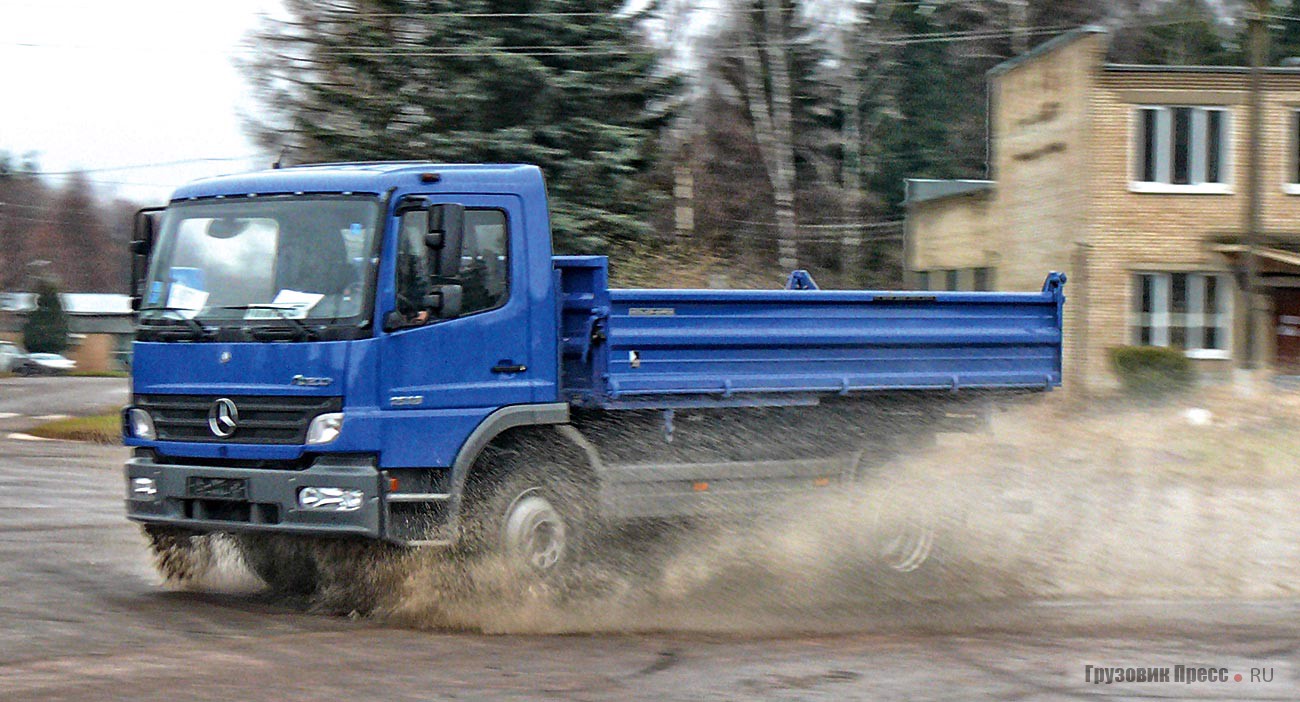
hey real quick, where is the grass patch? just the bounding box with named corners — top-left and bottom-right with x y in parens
top-left (69, 370), bottom-right (130, 378)
top-left (27, 411), bottom-right (121, 444)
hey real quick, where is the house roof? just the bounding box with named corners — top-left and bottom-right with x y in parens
top-left (1103, 64), bottom-right (1300, 75)
top-left (0, 292), bottom-right (133, 316)
top-left (904, 179), bottom-right (995, 206)
top-left (987, 25), bottom-right (1107, 77)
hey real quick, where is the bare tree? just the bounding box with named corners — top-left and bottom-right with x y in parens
top-left (733, 0), bottom-right (802, 269)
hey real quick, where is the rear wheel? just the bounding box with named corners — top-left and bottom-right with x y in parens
top-left (853, 448), bottom-right (937, 574)
top-left (871, 492), bottom-right (936, 573)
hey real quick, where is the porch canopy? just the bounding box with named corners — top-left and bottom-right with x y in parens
top-left (1209, 243), bottom-right (1300, 278)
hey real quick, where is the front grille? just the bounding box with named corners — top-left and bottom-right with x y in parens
top-left (134, 394), bottom-right (342, 444)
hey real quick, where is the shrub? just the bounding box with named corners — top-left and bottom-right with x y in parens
top-left (1110, 345), bottom-right (1195, 397)
top-left (22, 279), bottom-right (70, 354)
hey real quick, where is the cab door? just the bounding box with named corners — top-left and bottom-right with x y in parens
top-left (377, 195), bottom-right (533, 465)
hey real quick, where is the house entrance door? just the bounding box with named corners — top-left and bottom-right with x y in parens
top-left (1274, 288), bottom-right (1300, 371)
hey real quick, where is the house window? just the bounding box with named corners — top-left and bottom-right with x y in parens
top-left (1289, 110), bottom-right (1300, 193)
top-left (1133, 107), bottom-right (1229, 191)
top-left (1132, 272), bottom-right (1231, 358)
top-left (914, 268), bottom-right (993, 291)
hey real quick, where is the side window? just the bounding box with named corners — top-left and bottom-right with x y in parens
top-left (394, 210), bottom-right (430, 319)
top-left (459, 210), bottom-right (509, 315)
top-left (392, 207), bottom-right (509, 322)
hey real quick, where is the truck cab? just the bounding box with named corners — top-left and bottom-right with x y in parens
top-left (126, 164), bottom-right (567, 546)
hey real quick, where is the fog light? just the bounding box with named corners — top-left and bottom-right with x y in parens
top-left (298, 486), bottom-right (364, 512)
top-left (130, 477), bottom-right (158, 501)
top-left (127, 408), bottom-right (156, 441)
top-left (305, 412), bottom-right (343, 445)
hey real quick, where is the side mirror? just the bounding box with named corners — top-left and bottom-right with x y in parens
top-left (423, 284), bottom-right (463, 319)
top-left (382, 284), bottom-right (463, 333)
top-left (131, 208), bottom-right (162, 311)
top-left (425, 203), bottom-right (465, 278)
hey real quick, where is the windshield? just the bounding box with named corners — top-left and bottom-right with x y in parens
top-left (140, 196), bottom-right (380, 325)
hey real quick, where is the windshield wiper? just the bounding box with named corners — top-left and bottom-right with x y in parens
top-left (217, 304), bottom-right (318, 341)
top-left (137, 307), bottom-right (212, 340)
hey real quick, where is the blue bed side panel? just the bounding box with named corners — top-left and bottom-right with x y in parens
top-left (556, 256), bottom-right (1065, 407)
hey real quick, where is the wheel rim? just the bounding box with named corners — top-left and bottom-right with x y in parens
top-left (869, 485), bottom-right (936, 573)
top-left (502, 488), bottom-right (567, 572)
top-left (878, 521), bottom-right (934, 573)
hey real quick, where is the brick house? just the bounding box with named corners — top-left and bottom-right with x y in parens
top-left (904, 26), bottom-right (1300, 393)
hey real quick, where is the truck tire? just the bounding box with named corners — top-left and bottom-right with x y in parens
top-left (463, 464), bottom-right (591, 579)
top-left (853, 446), bottom-right (936, 574)
top-left (233, 534), bottom-right (319, 596)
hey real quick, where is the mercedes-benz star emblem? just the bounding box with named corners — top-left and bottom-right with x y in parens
top-left (219, 351), bottom-right (232, 364)
top-left (208, 398), bottom-right (239, 438)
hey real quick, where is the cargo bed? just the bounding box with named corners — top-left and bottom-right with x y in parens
top-left (557, 256), bottom-right (1065, 410)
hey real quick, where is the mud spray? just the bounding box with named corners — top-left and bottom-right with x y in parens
top-left (151, 388), bottom-right (1300, 634)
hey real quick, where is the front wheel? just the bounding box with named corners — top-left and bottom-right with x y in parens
top-left (463, 465), bottom-right (590, 579)
top-left (142, 524), bottom-right (216, 586)
top-left (502, 487), bottom-right (570, 571)
top-left (233, 534), bottom-right (319, 596)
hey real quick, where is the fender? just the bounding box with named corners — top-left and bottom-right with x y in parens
top-left (441, 402), bottom-right (570, 531)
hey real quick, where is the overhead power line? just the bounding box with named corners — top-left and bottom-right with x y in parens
top-left (29, 156), bottom-right (263, 177)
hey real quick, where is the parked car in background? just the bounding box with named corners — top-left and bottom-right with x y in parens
top-left (24, 353), bottom-right (76, 375)
top-left (0, 342), bottom-right (26, 373)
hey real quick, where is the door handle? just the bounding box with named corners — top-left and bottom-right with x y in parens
top-left (491, 363), bottom-right (527, 374)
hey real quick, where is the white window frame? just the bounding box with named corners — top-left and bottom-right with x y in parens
top-left (1285, 108), bottom-right (1300, 195)
top-left (1130, 106), bottom-right (1232, 194)
top-left (1131, 272), bottom-right (1233, 360)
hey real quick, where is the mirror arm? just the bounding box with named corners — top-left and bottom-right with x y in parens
top-left (395, 195), bottom-right (428, 215)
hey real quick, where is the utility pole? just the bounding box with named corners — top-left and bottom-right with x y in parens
top-left (1009, 0), bottom-right (1029, 55)
top-left (0, 201), bottom-right (6, 290)
top-left (1243, 0), bottom-right (1268, 372)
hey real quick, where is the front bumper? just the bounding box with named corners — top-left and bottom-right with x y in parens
top-left (125, 453), bottom-right (384, 540)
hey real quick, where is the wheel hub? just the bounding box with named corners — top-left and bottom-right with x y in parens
top-left (502, 489), bottom-right (567, 572)
top-left (879, 522), bottom-right (935, 573)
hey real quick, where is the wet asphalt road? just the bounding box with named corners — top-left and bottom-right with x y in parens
top-left (1, 381), bottom-right (1300, 700)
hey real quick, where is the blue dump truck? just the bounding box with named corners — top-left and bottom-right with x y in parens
top-left (123, 162), bottom-right (1064, 588)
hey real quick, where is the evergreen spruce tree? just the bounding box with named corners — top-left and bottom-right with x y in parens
top-left (1130, 0), bottom-right (1235, 66)
top-left (247, 0), bottom-right (674, 253)
top-left (22, 279), bottom-right (70, 354)
top-left (870, 4), bottom-right (964, 216)
top-left (1273, 0), bottom-right (1300, 63)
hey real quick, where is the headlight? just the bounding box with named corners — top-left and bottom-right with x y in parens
top-left (298, 486), bottom-right (364, 512)
top-left (305, 412), bottom-right (343, 445)
top-left (127, 408), bottom-right (156, 440)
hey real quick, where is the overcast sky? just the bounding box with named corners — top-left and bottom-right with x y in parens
top-left (1, 0), bottom-right (282, 204)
